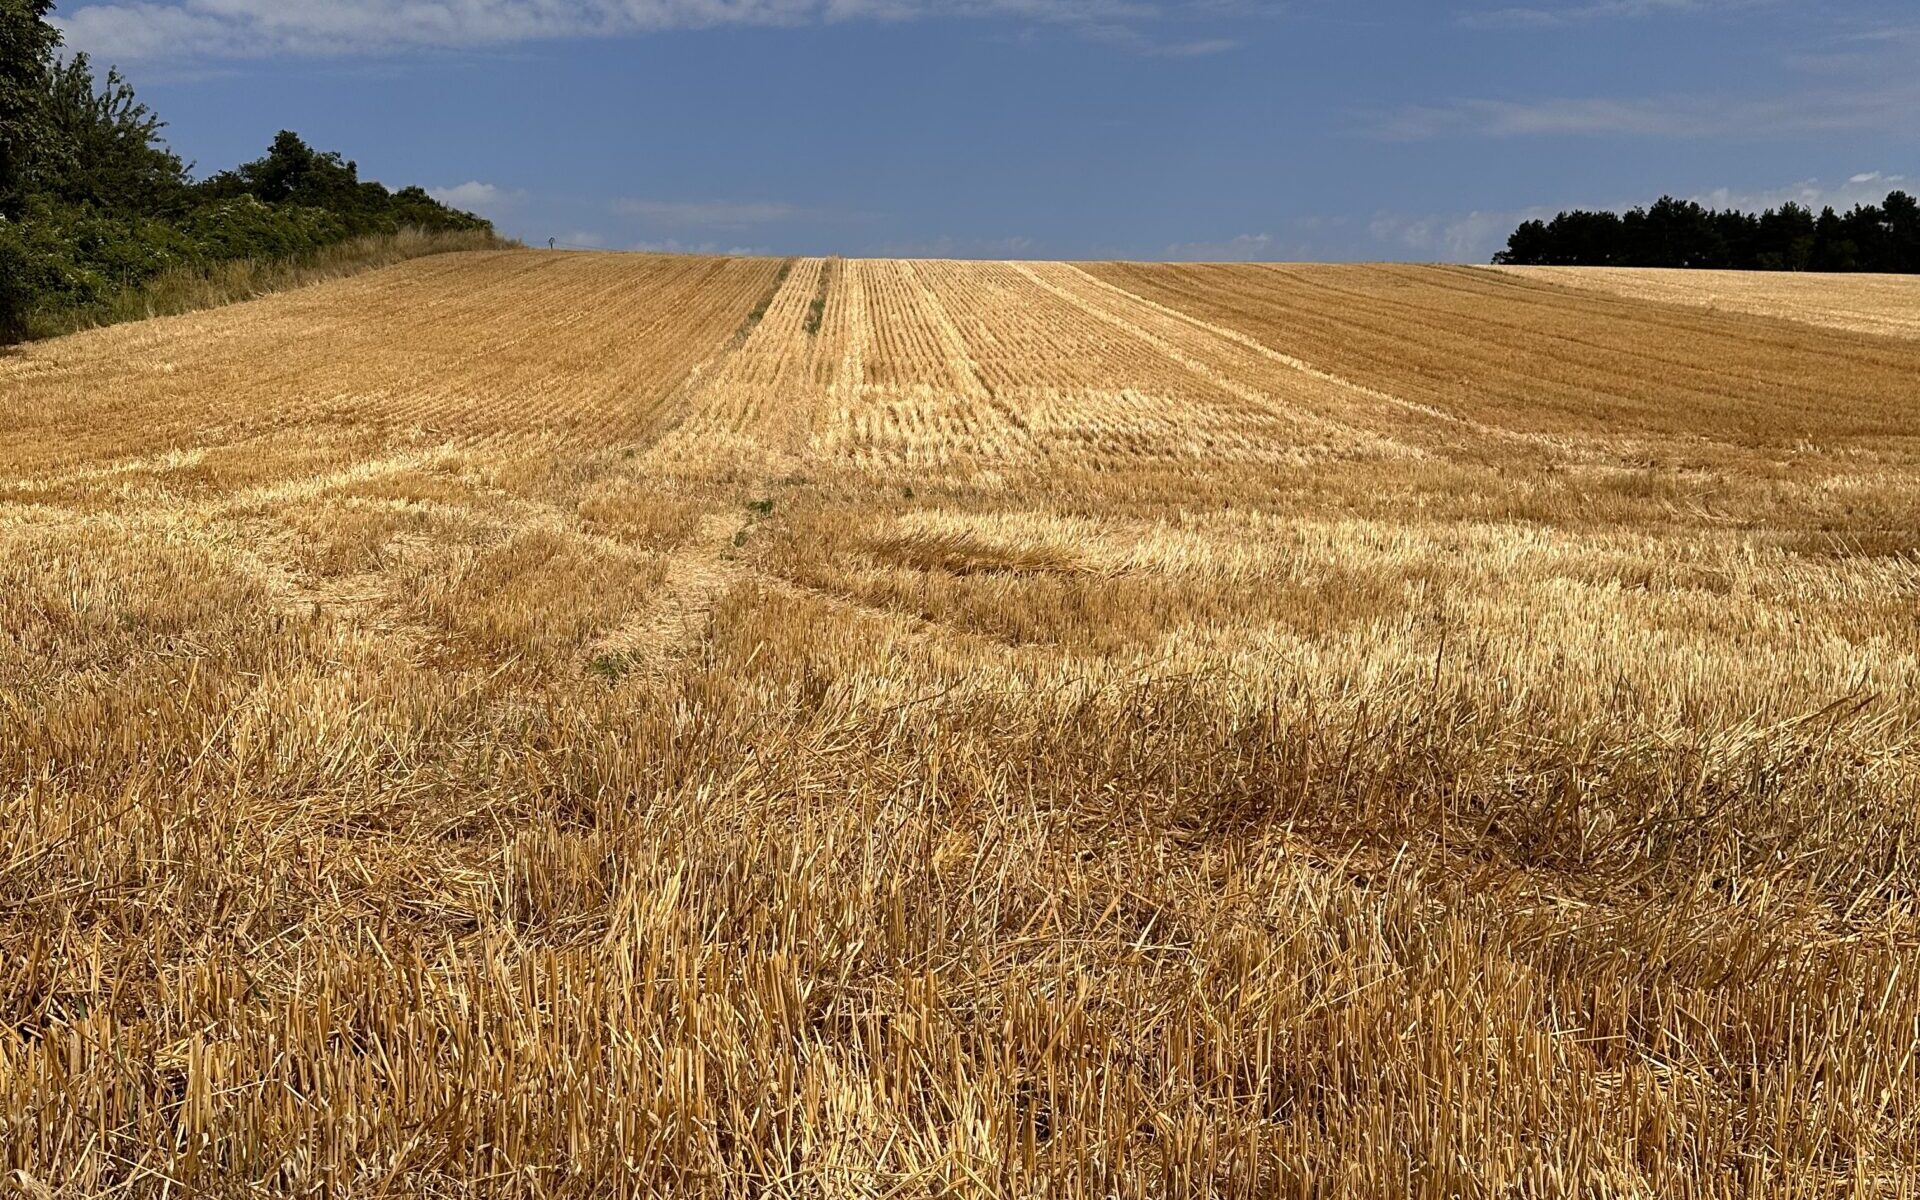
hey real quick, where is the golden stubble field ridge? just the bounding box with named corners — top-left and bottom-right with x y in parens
top-left (4, 250), bottom-right (1920, 1196)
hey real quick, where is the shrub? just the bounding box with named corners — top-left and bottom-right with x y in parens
top-left (0, 196), bottom-right (196, 322)
top-left (179, 195), bottom-right (345, 263)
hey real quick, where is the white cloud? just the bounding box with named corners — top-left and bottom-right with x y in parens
top-left (631, 239), bottom-right (771, 255)
top-left (1077, 23), bottom-right (1239, 54)
top-left (1158, 217), bottom-right (1364, 263)
top-left (1369, 208), bottom-right (1554, 263)
top-left (56, 0), bottom-right (814, 59)
top-left (1359, 170), bottom-right (1917, 266)
top-left (612, 197), bottom-right (886, 233)
top-left (613, 199), bottom-right (802, 229)
top-left (1380, 19), bottom-right (1917, 142)
top-left (1163, 232), bottom-right (1275, 261)
top-left (874, 233), bottom-right (1040, 258)
top-left (54, 0), bottom-right (1248, 61)
top-left (427, 181), bottom-right (523, 218)
top-left (1148, 35), bottom-right (1238, 54)
top-left (1685, 174), bottom-right (1913, 213)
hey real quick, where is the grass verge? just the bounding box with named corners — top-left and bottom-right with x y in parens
top-left (22, 227), bottom-right (516, 342)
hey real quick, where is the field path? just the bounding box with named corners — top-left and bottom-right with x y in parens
top-left (602, 258), bottom-right (836, 673)
top-left (588, 510), bottom-right (749, 673)
top-left (644, 257), bottom-right (831, 481)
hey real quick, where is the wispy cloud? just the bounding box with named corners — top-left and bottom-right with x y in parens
top-left (631, 238), bottom-right (773, 255)
top-left (1687, 174), bottom-right (1912, 213)
top-left (1379, 18), bottom-right (1916, 141)
top-left (1374, 86), bottom-right (1920, 140)
top-left (54, 0), bottom-right (1250, 61)
top-left (1077, 23), bottom-right (1240, 54)
top-left (1163, 232), bottom-right (1275, 260)
top-left (57, 0), bottom-right (821, 60)
top-left (1784, 22), bottom-right (1919, 72)
top-left (613, 199), bottom-right (806, 229)
top-left (874, 233), bottom-right (1041, 258)
top-left (1457, 0), bottom-right (1757, 30)
top-left (1368, 207), bottom-right (1554, 263)
top-left (1161, 217), bottom-right (1364, 263)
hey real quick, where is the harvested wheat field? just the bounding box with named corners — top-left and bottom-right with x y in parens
top-left (1494, 264), bottom-right (1920, 341)
top-left (4, 250), bottom-right (1920, 1197)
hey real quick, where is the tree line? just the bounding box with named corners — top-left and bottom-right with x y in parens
top-left (1495, 192), bottom-right (1920, 272)
top-left (1, 0), bottom-right (491, 341)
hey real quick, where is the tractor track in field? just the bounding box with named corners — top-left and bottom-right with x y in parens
top-left (588, 258), bottom-right (831, 679)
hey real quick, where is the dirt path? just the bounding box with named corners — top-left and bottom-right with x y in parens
top-left (589, 259), bottom-right (835, 677)
top-left (586, 511), bottom-right (750, 676)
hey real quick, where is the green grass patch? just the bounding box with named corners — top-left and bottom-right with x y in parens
top-left (804, 259), bottom-right (833, 336)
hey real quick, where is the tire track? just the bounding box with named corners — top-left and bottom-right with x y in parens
top-left (1013, 263), bottom-right (1422, 460)
top-left (1054, 263), bottom-right (1575, 457)
top-left (596, 261), bottom-right (834, 676)
top-left (587, 511), bottom-right (750, 676)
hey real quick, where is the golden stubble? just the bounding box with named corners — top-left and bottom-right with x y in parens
top-left (3, 251), bottom-right (1920, 1196)
top-left (1492, 263), bottom-right (1920, 341)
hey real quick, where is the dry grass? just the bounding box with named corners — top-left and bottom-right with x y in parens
top-left (1491, 264), bottom-right (1920, 341)
top-left (4, 251), bottom-right (1920, 1196)
top-left (23, 227), bottom-right (515, 342)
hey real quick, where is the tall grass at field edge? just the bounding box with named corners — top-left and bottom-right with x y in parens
top-left (22, 227), bottom-right (518, 342)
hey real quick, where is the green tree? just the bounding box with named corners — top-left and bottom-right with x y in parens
top-left (1885, 191), bottom-right (1920, 274)
top-left (3, 27), bottom-right (493, 345)
top-left (36, 51), bottom-right (187, 212)
top-left (1495, 192), bottom-right (1918, 273)
top-left (0, 0), bottom-right (59, 220)
top-left (1757, 202), bottom-right (1816, 271)
top-left (198, 131), bottom-right (489, 236)
top-left (201, 130), bottom-right (365, 210)
top-left (1, 0), bottom-right (58, 338)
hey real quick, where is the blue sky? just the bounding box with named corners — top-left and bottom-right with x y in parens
top-left (48, 0), bottom-right (1918, 262)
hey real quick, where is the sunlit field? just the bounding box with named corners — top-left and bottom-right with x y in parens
top-left (4, 251), bottom-right (1920, 1196)
top-left (1496, 263), bottom-right (1920, 340)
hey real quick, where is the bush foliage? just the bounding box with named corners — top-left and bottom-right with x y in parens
top-left (0, 9), bottom-right (492, 341)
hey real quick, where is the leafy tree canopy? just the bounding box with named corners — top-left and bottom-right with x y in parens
top-left (34, 51), bottom-right (188, 212)
top-left (1496, 193), bottom-right (1920, 274)
top-left (0, 0), bottom-right (60, 217)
